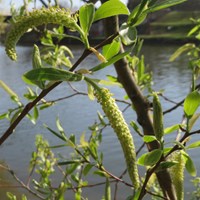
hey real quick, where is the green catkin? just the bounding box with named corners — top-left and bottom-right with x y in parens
top-left (94, 88), bottom-right (140, 189)
top-left (169, 151), bottom-right (185, 200)
top-left (5, 7), bottom-right (79, 61)
top-left (153, 92), bottom-right (164, 142)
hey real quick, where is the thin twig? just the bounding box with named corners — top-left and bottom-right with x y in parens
top-left (0, 164), bottom-right (45, 200)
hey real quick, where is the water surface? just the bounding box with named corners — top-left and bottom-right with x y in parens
top-left (0, 44), bottom-right (199, 199)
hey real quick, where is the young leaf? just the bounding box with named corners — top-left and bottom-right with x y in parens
top-left (94, 0), bottom-right (129, 22)
top-left (87, 82), bottom-right (95, 100)
top-left (169, 43), bottom-right (195, 61)
top-left (164, 124), bottom-right (180, 134)
top-left (93, 170), bottom-right (109, 178)
top-left (119, 23), bottom-right (137, 46)
top-left (143, 135), bottom-right (157, 143)
top-left (23, 68), bottom-right (83, 85)
top-left (79, 3), bottom-right (95, 35)
top-left (127, 1), bottom-right (148, 26)
top-left (83, 164), bottom-right (93, 176)
top-left (80, 132), bottom-right (89, 147)
top-left (146, 0), bottom-right (187, 13)
top-left (187, 141), bottom-right (200, 150)
top-left (137, 149), bottom-right (162, 166)
top-left (102, 39), bottom-right (120, 60)
top-left (188, 113), bottom-right (200, 131)
top-left (184, 91), bottom-right (200, 118)
top-left (156, 161), bottom-right (178, 172)
top-left (183, 153), bottom-right (196, 177)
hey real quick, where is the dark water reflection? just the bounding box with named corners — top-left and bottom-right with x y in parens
top-left (0, 44), bottom-right (198, 199)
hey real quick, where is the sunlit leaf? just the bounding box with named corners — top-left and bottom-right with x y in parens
top-left (130, 120), bottom-right (142, 136)
top-left (93, 170), bottom-right (109, 178)
top-left (187, 141), bottom-right (200, 150)
top-left (23, 68), bottom-right (83, 86)
top-left (188, 113), bottom-right (200, 131)
top-left (79, 3), bottom-right (95, 35)
top-left (87, 82), bottom-right (95, 100)
top-left (184, 91), bottom-right (200, 118)
top-left (164, 124), bottom-right (180, 134)
top-left (183, 153), bottom-right (196, 177)
top-left (143, 135), bottom-right (157, 143)
top-left (146, 0), bottom-right (187, 13)
top-left (0, 112), bottom-right (8, 120)
top-left (156, 161), bottom-right (178, 172)
top-left (170, 43), bottom-right (195, 61)
top-left (94, 0), bottom-right (129, 22)
top-left (80, 132), bottom-right (89, 147)
top-left (137, 149), bottom-right (163, 166)
top-left (128, 1), bottom-right (148, 26)
top-left (102, 39), bottom-right (120, 60)
top-left (83, 164), bottom-right (93, 176)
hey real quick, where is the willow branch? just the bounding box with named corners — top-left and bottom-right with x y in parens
top-left (0, 33), bottom-right (118, 145)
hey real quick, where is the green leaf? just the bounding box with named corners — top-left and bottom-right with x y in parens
top-left (146, 0), bottom-right (187, 13)
top-left (183, 153), bottom-right (196, 177)
top-left (143, 135), bottom-right (157, 143)
top-left (44, 124), bottom-right (67, 142)
top-left (97, 111), bottom-right (106, 126)
top-left (33, 106), bottom-right (39, 122)
top-left (83, 164), bottom-right (93, 176)
top-left (164, 124), bottom-right (180, 134)
top-left (137, 149), bottom-right (163, 166)
top-left (80, 132), bottom-right (89, 147)
top-left (23, 68), bottom-right (83, 86)
top-left (0, 112), bottom-right (8, 120)
top-left (184, 91), bottom-right (200, 118)
top-left (119, 23), bottom-right (137, 45)
top-left (79, 3), bottom-right (95, 35)
top-left (127, 1), bottom-right (148, 26)
top-left (156, 161), bottom-right (178, 172)
top-left (87, 82), bottom-right (95, 100)
top-left (187, 141), bottom-right (200, 150)
top-left (22, 194), bottom-right (27, 200)
top-left (93, 170), bottom-right (109, 178)
top-left (94, 0), bottom-right (129, 22)
top-left (188, 113), bottom-right (200, 131)
top-left (130, 120), bottom-right (142, 136)
top-left (90, 50), bottom-right (130, 72)
top-left (169, 43), bottom-right (195, 61)
top-left (102, 39), bottom-right (120, 60)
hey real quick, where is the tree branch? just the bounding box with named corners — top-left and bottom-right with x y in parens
top-left (99, 5), bottom-right (176, 198)
top-left (0, 33), bottom-right (118, 145)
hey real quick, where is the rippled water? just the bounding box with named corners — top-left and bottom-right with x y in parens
top-left (0, 44), bottom-right (199, 199)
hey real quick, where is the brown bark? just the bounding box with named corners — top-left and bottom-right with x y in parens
top-left (100, 2), bottom-right (176, 198)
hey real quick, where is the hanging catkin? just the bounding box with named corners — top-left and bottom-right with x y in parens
top-left (94, 87), bottom-right (140, 189)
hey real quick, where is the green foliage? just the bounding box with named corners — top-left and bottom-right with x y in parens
top-left (1, 0), bottom-right (200, 199)
top-left (93, 0), bottom-right (129, 22)
top-left (79, 3), bottom-right (95, 36)
top-left (137, 149), bottom-right (163, 166)
top-left (184, 91), bottom-right (200, 118)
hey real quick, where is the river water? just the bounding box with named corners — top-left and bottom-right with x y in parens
top-left (0, 43), bottom-right (199, 199)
